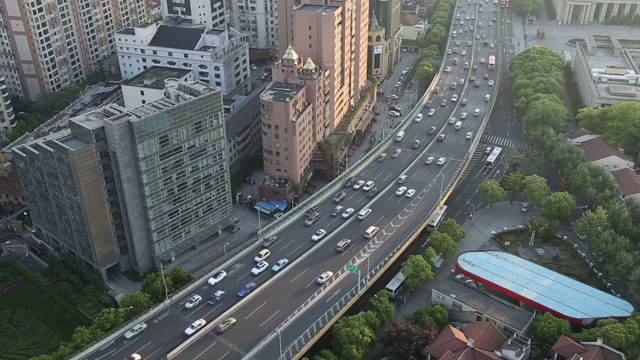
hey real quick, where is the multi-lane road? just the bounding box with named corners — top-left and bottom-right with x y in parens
top-left (84, 2), bottom-right (501, 360)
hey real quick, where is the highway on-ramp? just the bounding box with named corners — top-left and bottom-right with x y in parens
top-left (83, 2), bottom-right (500, 360)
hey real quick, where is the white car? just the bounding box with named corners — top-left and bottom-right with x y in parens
top-left (389, 111), bottom-right (401, 117)
top-left (448, 117), bottom-right (457, 124)
top-left (415, 113), bottom-right (423, 123)
top-left (341, 208), bottom-right (355, 219)
top-left (451, 94), bottom-right (459, 102)
top-left (405, 189), bottom-right (416, 198)
top-left (460, 112), bottom-right (468, 119)
top-left (488, 80), bottom-right (494, 86)
top-left (316, 271), bottom-right (334, 284)
top-left (425, 156), bottom-right (435, 165)
top-left (396, 186), bottom-right (407, 196)
top-left (254, 249), bottom-right (271, 262)
top-left (437, 157), bottom-right (447, 166)
top-left (397, 174), bottom-right (408, 184)
top-left (428, 109), bottom-right (436, 117)
top-left (362, 180), bottom-right (375, 191)
top-left (461, 50), bottom-right (467, 56)
top-left (185, 295), bottom-right (202, 309)
top-left (352, 180), bottom-right (365, 190)
top-left (311, 229), bottom-right (327, 241)
top-left (184, 319), bottom-right (207, 336)
top-left (521, 203), bottom-right (529, 212)
top-left (207, 271), bottom-right (227, 286)
top-left (466, 132), bottom-right (473, 140)
top-left (444, 66), bottom-right (451, 72)
top-left (251, 261), bottom-right (269, 275)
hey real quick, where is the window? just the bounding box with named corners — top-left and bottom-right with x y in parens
top-left (436, 294), bottom-right (445, 302)
top-left (452, 301), bottom-right (462, 310)
top-left (140, 90), bottom-right (145, 95)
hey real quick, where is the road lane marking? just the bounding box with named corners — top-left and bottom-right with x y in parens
top-left (290, 267), bottom-right (309, 283)
top-left (276, 238), bottom-right (296, 252)
top-left (145, 346), bottom-right (162, 360)
top-left (219, 351), bottom-right (231, 359)
top-left (259, 310), bottom-right (281, 328)
top-left (194, 342), bottom-right (217, 360)
top-left (203, 303), bottom-right (223, 319)
top-left (245, 301), bottom-right (267, 319)
top-left (236, 271), bottom-right (250, 283)
top-left (94, 349), bottom-right (116, 359)
top-left (286, 242), bottom-right (306, 257)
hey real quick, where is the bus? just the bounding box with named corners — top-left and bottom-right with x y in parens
top-left (385, 270), bottom-right (406, 298)
top-left (485, 146), bottom-right (503, 168)
top-left (488, 55), bottom-right (496, 71)
top-left (427, 205), bottom-right (448, 231)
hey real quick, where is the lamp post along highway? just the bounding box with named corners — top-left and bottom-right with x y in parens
top-left (224, 242), bottom-right (229, 260)
top-left (271, 329), bottom-right (283, 360)
top-left (257, 209), bottom-right (262, 240)
top-left (160, 265), bottom-right (169, 302)
top-left (346, 263), bottom-right (361, 291)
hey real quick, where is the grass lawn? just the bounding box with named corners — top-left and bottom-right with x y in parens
top-left (497, 231), bottom-right (607, 291)
top-left (0, 261), bottom-right (86, 360)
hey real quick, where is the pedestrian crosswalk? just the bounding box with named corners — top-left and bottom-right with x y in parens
top-left (481, 134), bottom-right (531, 151)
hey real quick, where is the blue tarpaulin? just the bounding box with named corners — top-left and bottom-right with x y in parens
top-left (255, 201), bottom-right (275, 214)
top-left (268, 200), bottom-right (287, 211)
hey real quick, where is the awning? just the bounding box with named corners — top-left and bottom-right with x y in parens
top-left (255, 201), bottom-right (275, 214)
top-left (268, 200), bottom-right (287, 211)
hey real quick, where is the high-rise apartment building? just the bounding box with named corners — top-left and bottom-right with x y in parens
top-left (13, 80), bottom-right (232, 276)
top-left (0, 76), bottom-right (15, 131)
top-left (0, 0), bottom-right (146, 101)
top-left (162, 0), bottom-right (227, 29)
top-left (231, 0), bottom-right (278, 50)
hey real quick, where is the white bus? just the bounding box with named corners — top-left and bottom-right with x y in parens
top-left (385, 270), bottom-right (407, 298)
top-left (485, 146), bottom-right (503, 168)
top-left (427, 205), bottom-right (448, 231)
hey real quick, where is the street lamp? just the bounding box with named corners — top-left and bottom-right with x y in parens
top-left (271, 328), bottom-right (283, 360)
top-left (224, 242), bottom-right (230, 260)
top-left (257, 210), bottom-right (262, 241)
top-left (160, 264), bottom-right (169, 302)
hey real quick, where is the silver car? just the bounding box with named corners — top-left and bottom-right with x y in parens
top-left (391, 148), bottom-right (402, 158)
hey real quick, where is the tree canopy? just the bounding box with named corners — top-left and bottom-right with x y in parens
top-left (402, 255), bottom-right (435, 289)
top-left (577, 102), bottom-right (640, 158)
top-left (478, 179), bottom-right (506, 206)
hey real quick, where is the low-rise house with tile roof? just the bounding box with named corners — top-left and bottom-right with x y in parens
top-left (551, 335), bottom-right (626, 360)
top-left (610, 167), bottom-right (640, 203)
top-left (578, 137), bottom-right (634, 172)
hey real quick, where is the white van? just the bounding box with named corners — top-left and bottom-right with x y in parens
top-left (336, 239), bottom-right (351, 252)
top-left (485, 94), bottom-right (491, 102)
top-left (395, 131), bottom-right (406, 142)
top-left (358, 208), bottom-right (372, 220)
top-left (364, 226), bottom-right (380, 239)
top-left (452, 31), bottom-right (457, 38)
top-left (454, 121), bottom-right (463, 130)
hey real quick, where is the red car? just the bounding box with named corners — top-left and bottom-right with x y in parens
top-left (376, 153), bottom-right (387, 162)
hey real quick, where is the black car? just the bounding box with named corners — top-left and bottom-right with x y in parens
top-left (344, 177), bottom-right (355, 187)
top-left (427, 126), bottom-right (437, 135)
top-left (437, 134), bottom-right (447, 141)
top-left (367, 188), bottom-right (379, 198)
top-left (262, 236), bottom-right (277, 247)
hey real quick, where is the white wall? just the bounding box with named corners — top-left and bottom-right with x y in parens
top-left (121, 86), bottom-right (165, 109)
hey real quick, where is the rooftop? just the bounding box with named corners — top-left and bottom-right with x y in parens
top-left (261, 82), bottom-right (304, 102)
top-left (426, 322), bottom-right (511, 360)
top-left (434, 277), bottom-right (534, 332)
top-left (456, 251), bottom-right (635, 322)
top-left (402, 14), bottom-right (423, 26)
top-left (0, 170), bottom-right (24, 197)
top-left (148, 25), bottom-right (205, 50)
top-left (611, 167), bottom-right (640, 196)
top-left (579, 136), bottom-right (634, 163)
top-left (552, 335), bottom-right (626, 360)
top-left (123, 67), bottom-right (192, 90)
top-left (297, 4), bottom-right (339, 13)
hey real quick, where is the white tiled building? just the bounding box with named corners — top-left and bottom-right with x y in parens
top-left (161, 0), bottom-right (227, 30)
top-left (116, 23), bottom-right (251, 95)
top-left (231, 0), bottom-right (278, 49)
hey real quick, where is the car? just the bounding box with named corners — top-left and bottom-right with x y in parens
top-left (376, 153), bottom-right (387, 161)
top-left (362, 180), bottom-right (375, 191)
top-left (451, 94), bottom-right (458, 102)
top-left (254, 249), bottom-right (271, 262)
top-left (124, 322), bottom-right (148, 339)
top-left (396, 186), bottom-right (407, 196)
top-left (453, 47), bottom-right (458, 53)
top-left (412, 139), bottom-right (421, 149)
top-left (467, 40), bottom-right (472, 46)
top-left (207, 270), bottom-right (228, 286)
top-left (344, 177), bottom-right (355, 187)
top-left (465, 15), bottom-right (470, 20)
top-left (488, 80), bottom-right (494, 86)
top-left (482, 33), bottom-right (487, 39)
top-left (272, 258), bottom-right (289, 272)
top-left (475, 34), bottom-right (480, 40)
top-left (460, 112), bottom-right (468, 119)
top-left (461, 50), bottom-right (467, 56)
top-left (494, 7), bottom-right (498, 12)
top-left (316, 271), bottom-right (334, 284)
top-left (389, 110), bottom-right (401, 117)
top-left (493, 16), bottom-right (497, 22)
top-left (471, 14), bottom-right (475, 19)
top-left (330, 206), bottom-right (344, 216)
top-left (415, 113), bottom-right (423, 122)
top-left (367, 188), bottom-right (379, 197)
top-left (465, 132), bottom-right (473, 140)
top-left (216, 317), bottom-right (237, 334)
top-left (332, 191), bottom-right (346, 203)
top-left (472, 64), bottom-right (478, 71)
top-left (521, 203), bottom-right (529, 212)
top-left (455, 40), bottom-right (461, 45)
top-left (450, 83), bottom-right (457, 90)
top-left (484, 73), bottom-right (489, 79)
top-left (262, 236), bottom-right (277, 248)
top-left (440, 99), bottom-right (447, 106)
top-left (425, 156), bottom-right (435, 165)
top-left (311, 229), bottom-right (327, 241)
top-left (405, 189), bottom-right (416, 198)
top-left (484, 39), bottom-right (488, 46)
top-left (208, 290), bottom-right (227, 304)
top-left (461, 98), bottom-right (468, 106)
top-left (458, 78), bottom-right (464, 86)
top-left (484, 146), bottom-right (493, 154)
top-left (437, 133), bottom-right (446, 141)
top-left (474, 81), bottom-right (480, 87)
top-left (129, 354), bottom-right (143, 360)
top-left (444, 66), bottom-right (451, 72)
top-left (427, 126), bottom-right (437, 135)
top-left (352, 180), bottom-right (365, 189)
top-left (237, 281), bottom-right (256, 297)
top-left (447, 48), bottom-right (452, 54)
top-left (480, 57), bottom-right (485, 64)
top-left (448, 117), bottom-right (457, 124)
top-left (437, 157), bottom-right (447, 166)
top-left (251, 260), bottom-right (269, 275)
top-left (391, 148), bottom-right (402, 158)
top-left (251, 64), bottom-right (257, 70)
top-left (474, 108), bottom-right (481, 116)
top-left (469, 76), bottom-right (476, 82)
top-left (184, 319), bottom-right (207, 336)
top-left (397, 174), bottom-right (408, 184)
top-left (428, 109), bottom-right (436, 116)
top-left (185, 295), bottom-right (202, 309)
top-left (490, 43), bottom-right (495, 48)
top-left (341, 207), bottom-right (355, 218)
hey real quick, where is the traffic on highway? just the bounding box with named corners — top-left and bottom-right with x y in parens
top-left (84, 1), bottom-right (501, 359)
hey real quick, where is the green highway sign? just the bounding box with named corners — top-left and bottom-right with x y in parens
top-left (346, 263), bottom-right (360, 275)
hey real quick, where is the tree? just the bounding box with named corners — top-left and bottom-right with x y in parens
top-left (141, 272), bottom-right (174, 303)
top-left (407, 305), bottom-right (449, 329)
top-left (524, 216), bottom-right (560, 239)
top-left (522, 175), bottom-right (550, 206)
top-left (312, 350), bottom-right (338, 360)
top-left (541, 192), bottom-right (577, 222)
top-left (91, 308), bottom-right (126, 333)
top-left (504, 171), bottom-right (525, 202)
top-left (423, 247), bottom-right (438, 263)
top-left (572, 315), bottom-right (640, 359)
top-left (369, 291), bottom-right (395, 326)
top-left (605, 202), bottom-right (640, 241)
top-left (330, 314), bottom-right (376, 360)
top-left (532, 313), bottom-right (571, 348)
top-left (504, 148), bottom-right (522, 171)
top-left (380, 321), bottom-right (440, 360)
top-left (548, 143), bottom-right (585, 173)
top-left (606, 251), bottom-right (639, 289)
top-left (512, 0), bottom-right (545, 16)
top-left (439, 219), bottom-right (467, 242)
top-left (478, 179), bottom-right (506, 206)
top-left (523, 98), bottom-right (571, 134)
top-left (429, 231), bottom-right (458, 257)
top-left (577, 102), bottom-right (640, 157)
top-left (628, 268), bottom-right (640, 303)
top-left (169, 267), bottom-right (190, 287)
top-left (573, 207), bottom-right (609, 247)
top-left (120, 292), bottom-right (154, 316)
top-left (402, 255), bottom-right (434, 289)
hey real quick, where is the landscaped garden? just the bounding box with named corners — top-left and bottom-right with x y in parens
top-left (496, 230), bottom-right (607, 291)
top-left (0, 261), bottom-right (89, 360)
